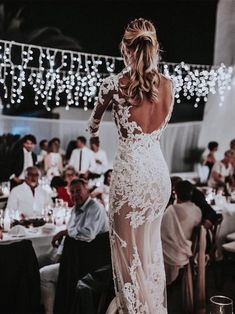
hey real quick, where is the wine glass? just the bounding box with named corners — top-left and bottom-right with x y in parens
top-left (209, 295), bottom-right (233, 314)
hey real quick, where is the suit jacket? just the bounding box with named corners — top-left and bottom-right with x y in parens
top-left (11, 148), bottom-right (37, 177)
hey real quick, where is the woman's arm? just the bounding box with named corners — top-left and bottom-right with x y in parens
top-left (88, 76), bottom-right (115, 137)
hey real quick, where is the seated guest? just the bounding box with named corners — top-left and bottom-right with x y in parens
top-left (44, 139), bottom-right (63, 179)
top-left (90, 137), bottom-right (108, 175)
top-left (201, 141), bottom-right (219, 177)
top-left (40, 178), bottom-right (109, 314)
top-left (50, 176), bottom-right (73, 208)
top-left (7, 166), bottom-right (52, 218)
top-left (9, 134), bottom-right (37, 189)
top-left (69, 136), bottom-right (96, 178)
top-left (162, 180), bottom-right (202, 285)
top-left (208, 150), bottom-right (235, 191)
top-left (63, 166), bottom-right (78, 187)
top-left (169, 176), bottom-right (219, 229)
top-left (91, 169), bottom-right (113, 211)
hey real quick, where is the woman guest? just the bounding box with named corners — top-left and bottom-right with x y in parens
top-left (44, 139), bottom-right (63, 180)
top-left (50, 176), bottom-right (73, 207)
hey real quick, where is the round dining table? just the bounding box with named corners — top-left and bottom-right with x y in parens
top-left (0, 224), bottom-right (65, 262)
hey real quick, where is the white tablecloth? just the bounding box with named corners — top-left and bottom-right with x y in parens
top-left (0, 225), bottom-right (65, 260)
top-left (214, 203), bottom-right (235, 259)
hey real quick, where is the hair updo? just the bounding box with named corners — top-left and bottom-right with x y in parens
top-left (120, 18), bottom-right (160, 105)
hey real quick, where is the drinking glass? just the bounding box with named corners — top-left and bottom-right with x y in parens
top-left (210, 295), bottom-right (233, 314)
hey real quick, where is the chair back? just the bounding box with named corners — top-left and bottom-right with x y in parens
top-left (54, 232), bottom-right (111, 314)
top-left (0, 239), bottom-right (40, 314)
top-left (181, 225), bottom-right (207, 314)
top-left (206, 214), bottom-right (223, 261)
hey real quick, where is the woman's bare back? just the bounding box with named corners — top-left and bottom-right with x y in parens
top-left (119, 74), bottom-right (174, 134)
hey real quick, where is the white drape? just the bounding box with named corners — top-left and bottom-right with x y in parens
top-left (214, 0), bottom-right (235, 66)
top-left (198, 71), bottom-right (235, 159)
top-left (199, 0), bottom-right (235, 157)
top-left (0, 114), bottom-right (201, 173)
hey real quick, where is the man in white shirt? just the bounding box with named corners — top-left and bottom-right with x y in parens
top-left (69, 136), bottom-right (96, 177)
top-left (208, 150), bottom-right (234, 189)
top-left (39, 178), bottom-right (109, 314)
top-left (7, 166), bottom-right (52, 218)
top-left (90, 137), bottom-right (108, 175)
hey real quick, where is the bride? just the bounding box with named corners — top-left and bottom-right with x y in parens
top-left (88, 18), bottom-right (174, 314)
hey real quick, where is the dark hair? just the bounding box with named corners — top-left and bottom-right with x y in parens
top-left (104, 169), bottom-right (113, 185)
top-left (90, 137), bottom-right (100, 146)
top-left (65, 140), bottom-right (77, 160)
top-left (70, 177), bottom-right (88, 187)
top-left (50, 176), bottom-right (67, 189)
top-left (63, 165), bottom-right (77, 177)
top-left (22, 134), bottom-right (37, 145)
top-left (48, 139), bottom-right (58, 149)
top-left (170, 176), bottom-right (183, 190)
top-left (175, 180), bottom-right (193, 202)
top-left (51, 137), bottom-right (61, 144)
top-left (77, 136), bottom-right (86, 145)
top-left (208, 141), bottom-right (218, 151)
top-left (230, 139), bottom-right (235, 148)
top-left (39, 139), bottom-right (48, 149)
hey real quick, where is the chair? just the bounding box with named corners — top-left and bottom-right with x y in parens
top-left (54, 232), bottom-right (111, 314)
top-left (181, 225), bottom-right (207, 314)
top-left (0, 239), bottom-right (41, 314)
top-left (71, 264), bottom-right (115, 314)
top-left (204, 215), bottom-right (223, 290)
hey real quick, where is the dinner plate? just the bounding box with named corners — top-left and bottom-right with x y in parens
top-left (11, 234), bottom-right (26, 237)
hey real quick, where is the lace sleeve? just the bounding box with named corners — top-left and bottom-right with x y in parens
top-left (88, 76), bottom-right (115, 137)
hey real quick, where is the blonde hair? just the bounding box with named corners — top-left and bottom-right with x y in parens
top-left (120, 18), bottom-right (160, 105)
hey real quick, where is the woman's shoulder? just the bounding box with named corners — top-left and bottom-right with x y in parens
top-left (159, 73), bottom-right (174, 88)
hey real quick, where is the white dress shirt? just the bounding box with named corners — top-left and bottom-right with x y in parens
top-left (19, 148), bottom-right (34, 179)
top-left (69, 147), bottom-right (96, 174)
top-left (67, 197), bottom-right (109, 242)
top-left (7, 182), bottom-right (52, 217)
top-left (92, 149), bottom-right (108, 174)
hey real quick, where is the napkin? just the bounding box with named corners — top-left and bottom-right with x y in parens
top-left (8, 225), bottom-right (27, 237)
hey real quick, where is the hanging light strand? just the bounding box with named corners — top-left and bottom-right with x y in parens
top-left (0, 39), bottom-right (233, 111)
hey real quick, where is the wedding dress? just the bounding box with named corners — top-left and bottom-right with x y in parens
top-left (88, 71), bottom-right (174, 314)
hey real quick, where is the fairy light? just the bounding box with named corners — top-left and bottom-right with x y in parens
top-left (0, 39), bottom-right (233, 111)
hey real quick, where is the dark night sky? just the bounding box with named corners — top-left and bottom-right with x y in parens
top-left (2, 0), bottom-right (218, 121)
top-left (5, 0), bottom-right (218, 64)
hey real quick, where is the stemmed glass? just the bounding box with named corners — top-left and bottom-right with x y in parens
top-left (210, 295), bottom-right (233, 314)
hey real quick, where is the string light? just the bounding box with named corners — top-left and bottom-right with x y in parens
top-left (0, 40), bottom-right (233, 111)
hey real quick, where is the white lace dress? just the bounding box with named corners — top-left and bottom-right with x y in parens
top-left (88, 72), bottom-right (174, 314)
